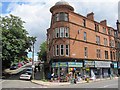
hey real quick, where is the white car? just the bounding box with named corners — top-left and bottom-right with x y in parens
top-left (20, 72), bottom-right (32, 80)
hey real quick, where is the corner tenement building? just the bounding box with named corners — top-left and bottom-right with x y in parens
top-left (47, 1), bottom-right (120, 79)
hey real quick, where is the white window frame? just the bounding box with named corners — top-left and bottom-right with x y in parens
top-left (56, 13), bottom-right (59, 21)
top-left (66, 45), bottom-right (69, 56)
top-left (56, 45), bottom-right (59, 56)
top-left (96, 36), bottom-right (100, 44)
top-left (55, 28), bottom-right (59, 38)
top-left (65, 27), bottom-right (69, 38)
top-left (60, 27), bottom-right (64, 37)
top-left (64, 13), bottom-right (68, 21)
top-left (60, 44), bottom-right (64, 56)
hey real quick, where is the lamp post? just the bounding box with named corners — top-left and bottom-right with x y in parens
top-left (32, 40), bottom-right (35, 80)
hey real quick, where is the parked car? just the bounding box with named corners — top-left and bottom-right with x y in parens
top-left (23, 61), bottom-right (27, 64)
top-left (19, 72), bottom-right (32, 80)
top-left (10, 64), bottom-right (18, 70)
top-left (18, 63), bottom-right (23, 68)
top-left (26, 68), bottom-right (32, 74)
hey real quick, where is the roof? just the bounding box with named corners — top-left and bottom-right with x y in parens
top-left (55, 0), bottom-right (69, 6)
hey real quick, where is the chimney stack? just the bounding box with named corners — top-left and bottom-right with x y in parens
top-left (87, 12), bottom-right (94, 21)
top-left (100, 20), bottom-right (107, 26)
top-left (117, 20), bottom-right (120, 33)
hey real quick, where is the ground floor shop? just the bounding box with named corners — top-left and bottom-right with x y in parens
top-left (118, 62), bottom-right (120, 75)
top-left (51, 59), bottom-right (118, 82)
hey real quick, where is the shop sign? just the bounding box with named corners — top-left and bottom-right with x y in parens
top-left (59, 62), bottom-right (68, 67)
top-left (68, 62), bottom-right (83, 67)
top-left (118, 62), bottom-right (120, 69)
top-left (95, 61), bottom-right (111, 68)
top-left (52, 62), bottom-right (59, 67)
top-left (84, 60), bottom-right (95, 67)
top-left (112, 62), bottom-right (117, 68)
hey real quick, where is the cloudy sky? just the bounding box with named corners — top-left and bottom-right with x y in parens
top-left (1, 0), bottom-right (120, 54)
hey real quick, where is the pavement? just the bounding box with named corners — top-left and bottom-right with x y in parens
top-left (31, 76), bottom-right (119, 86)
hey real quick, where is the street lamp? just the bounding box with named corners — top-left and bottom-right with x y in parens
top-left (32, 40), bottom-right (35, 80)
top-left (29, 38), bottom-right (36, 80)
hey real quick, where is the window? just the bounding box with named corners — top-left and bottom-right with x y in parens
top-left (53, 46), bottom-right (55, 56)
top-left (65, 27), bottom-right (69, 37)
top-left (104, 38), bottom-right (108, 46)
top-left (96, 49), bottom-right (101, 58)
top-left (83, 19), bottom-right (86, 27)
top-left (103, 27), bottom-right (106, 34)
top-left (96, 36), bottom-right (100, 45)
top-left (56, 45), bottom-right (59, 56)
top-left (113, 52), bottom-right (115, 60)
top-left (60, 27), bottom-right (64, 37)
top-left (64, 13), bottom-right (68, 21)
top-left (110, 51), bottom-right (113, 60)
top-left (56, 13), bottom-right (59, 21)
top-left (66, 45), bottom-right (69, 56)
top-left (54, 12), bottom-right (68, 22)
top-left (55, 28), bottom-right (59, 38)
top-left (84, 32), bottom-right (87, 41)
top-left (84, 47), bottom-right (88, 58)
top-left (110, 39), bottom-right (114, 47)
top-left (105, 51), bottom-right (108, 59)
top-left (55, 27), bottom-right (69, 38)
top-left (95, 24), bottom-right (99, 32)
top-left (60, 45), bottom-right (64, 56)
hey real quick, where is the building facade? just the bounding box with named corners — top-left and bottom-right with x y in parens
top-left (116, 20), bottom-right (120, 75)
top-left (47, 1), bottom-right (119, 79)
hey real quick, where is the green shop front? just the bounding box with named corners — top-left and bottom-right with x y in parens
top-left (51, 62), bottom-right (83, 80)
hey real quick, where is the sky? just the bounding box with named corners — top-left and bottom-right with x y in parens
top-left (1, 0), bottom-right (120, 56)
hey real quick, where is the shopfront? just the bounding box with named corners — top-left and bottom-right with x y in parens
top-left (112, 62), bottom-right (118, 76)
top-left (51, 62), bottom-right (83, 80)
top-left (95, 61), bottom-right (111, 78)
top-left (118, 62), bottom-right (120, 75)
top-left (84, 60), bottom-right (95, 77)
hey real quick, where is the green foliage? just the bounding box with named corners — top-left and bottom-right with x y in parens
top-left (1, 14), bottom-right (36, 69)
top-left (38, 41), bottom-right (47, 61)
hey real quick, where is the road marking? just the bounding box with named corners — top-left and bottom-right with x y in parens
top-left (103, 84), bottom-right (118, 88)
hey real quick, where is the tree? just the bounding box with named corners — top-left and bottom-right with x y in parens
top-left (38, 41), bottom-right (47, 62)
top-left (1, 14), bottom-right (36, 69)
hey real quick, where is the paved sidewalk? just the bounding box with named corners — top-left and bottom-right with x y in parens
top-left (31, 77), bottom-right (119, 86)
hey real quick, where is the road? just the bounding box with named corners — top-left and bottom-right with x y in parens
top-left (49, 78), bottom-right (119, 88)
top-left (2, 63), bottom-right (46, 88)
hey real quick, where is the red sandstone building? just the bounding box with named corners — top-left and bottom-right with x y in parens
top-left (47, 1), bottom-right (120, 79)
